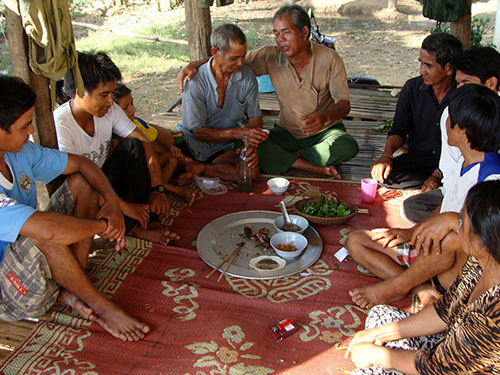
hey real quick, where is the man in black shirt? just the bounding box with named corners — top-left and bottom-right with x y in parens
top-left (371, 33), bottom-right (463, 189)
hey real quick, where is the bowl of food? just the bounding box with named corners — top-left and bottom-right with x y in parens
top-left (294, 196), bottom-right (357, 225)
top-left (273, 214), bottom-right (309, 234)
top-left (267, 177), bottom-right (290, 195)
top-left (270, 231), bottom-right (308, 260)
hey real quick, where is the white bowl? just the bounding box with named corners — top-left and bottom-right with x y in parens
top-left (273, 214), bottom-right (309, 234)
top-left (270, 232), bottom-right (308, 260)
top-left (267, 177), bottom-right (290, 195)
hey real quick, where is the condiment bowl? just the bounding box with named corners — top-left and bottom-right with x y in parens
top-left (270, 232), bottom-right (308, 260)
top-left (267, 177), bottom-right (290, 195)
top-left (273, 214), bottom-right (309, 234)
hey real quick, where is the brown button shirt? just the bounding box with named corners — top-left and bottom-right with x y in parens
top-left (244, 42), bottom-right (350, 139)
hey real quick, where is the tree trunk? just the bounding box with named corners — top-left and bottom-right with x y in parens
top-left (184, 0), bottom-right (212, 60)
top-left (451, 0), bottom-right (472, 49)
top-left (4, 6), bottom-right (58, 150)
top-left (388, 0), bottom-right (397, 10)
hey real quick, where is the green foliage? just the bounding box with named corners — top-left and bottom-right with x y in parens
top-left (76, 27), bottom-right (189, 77)
top-left (470, 17), bottom-right (493, 47)
top-left (69, 0), bottom-right (90, 19)
top-left (430, 17), bottom-right (495, 48)
top-left (301, 197), bottom-right (352, 218)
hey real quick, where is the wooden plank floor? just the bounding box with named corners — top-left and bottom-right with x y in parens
top-left (0, 86), bottom-right (397, 363)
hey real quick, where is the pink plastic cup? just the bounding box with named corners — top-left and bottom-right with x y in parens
top-left (361, 178), bottom-right (378, 203)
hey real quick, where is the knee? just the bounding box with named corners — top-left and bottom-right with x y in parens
top-left (118, 137), bottom-right (145, 159)
top-left (346, 230), bottom-right (365, 260)
top-left (66, 173), bottom-right (98, 203)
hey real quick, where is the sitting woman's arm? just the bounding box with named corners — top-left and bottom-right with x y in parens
top-left (415, 310), bottom-right (500, 375)
top-left (347, 304), bottom-right (447, 374)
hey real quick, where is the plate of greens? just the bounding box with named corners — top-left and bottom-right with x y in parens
top-left (294, 197), bottom-right (357, 226)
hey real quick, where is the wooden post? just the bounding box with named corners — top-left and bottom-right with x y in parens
top-left (184, 0), bottom-right (212, 60)
top-left (4, 6), bottom-right (58, 150)
top-left (451, 0), bottom-right (472, 49)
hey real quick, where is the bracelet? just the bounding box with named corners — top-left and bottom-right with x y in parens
top-left (381, 154), bottom-right (393, 159)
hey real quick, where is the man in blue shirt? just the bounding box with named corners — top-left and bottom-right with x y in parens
top-left (177, 24), bottom-right (268, 183)
top-left (0, 76), bottom-right (149, 341)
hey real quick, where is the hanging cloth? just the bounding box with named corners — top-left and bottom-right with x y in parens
top-left (423, 0), bottom-right (470, 22)
top-left (4, 0), bottom-right (85, 105)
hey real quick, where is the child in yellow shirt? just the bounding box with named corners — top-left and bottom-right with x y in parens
top-left (114, 83), bottom-right (194, 204)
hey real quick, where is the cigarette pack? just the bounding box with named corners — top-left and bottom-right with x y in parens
top-left (266, 318), bottom-right (298, 342)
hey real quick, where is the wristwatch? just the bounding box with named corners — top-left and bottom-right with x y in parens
top-left (151, 185), bottom-right (166, 194)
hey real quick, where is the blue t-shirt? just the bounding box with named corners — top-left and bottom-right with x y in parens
top-left (0, 142), bottom-right (68, 263)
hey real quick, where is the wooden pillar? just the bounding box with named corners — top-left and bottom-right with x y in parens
top-left (451, 0), bottom-right (472, 49)
top-left (4, 6), bottom-right (58, 149)
top-left (184, 0), bottom-right (212, 60)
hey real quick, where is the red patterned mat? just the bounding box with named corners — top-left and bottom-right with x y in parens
top-left (0, 178), bottom-right (418, 375)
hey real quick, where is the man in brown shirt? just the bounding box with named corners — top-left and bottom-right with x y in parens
top-left (178, 5), bottom-right (358, 178)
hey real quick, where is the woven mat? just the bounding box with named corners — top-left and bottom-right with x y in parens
top-left (0, 178), bottom-right (418, 375)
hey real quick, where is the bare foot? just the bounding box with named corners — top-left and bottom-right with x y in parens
top-left (58, 289), bottom-right (96, 321)
top-left (349, 279), bottom-right (407, 309)
top-left (92, 300), bottom-right (150, 341)
top-left (324, 165), bottom-right (342, 179)
top-left (129, 223), bottom-right (180, 245)
top-left (177, 156), bottom-right (206, 185)
top-left (412, 283), bottom-right (442, 306)
top-left (167, 184), bottom-right (196, 205)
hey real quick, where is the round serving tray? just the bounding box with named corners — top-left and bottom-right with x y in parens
top-left (196, 210), bottom-right (323, 280)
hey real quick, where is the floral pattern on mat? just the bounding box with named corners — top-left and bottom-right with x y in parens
top-left (185, 325), bottom-right (274, 375)
top-left (299, 304), bottom-right (368, 345)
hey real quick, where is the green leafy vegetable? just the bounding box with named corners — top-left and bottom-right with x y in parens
top-left (301, 197), bottom-right (352, 218)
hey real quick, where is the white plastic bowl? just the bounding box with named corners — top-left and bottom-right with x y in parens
top-left (273, 214), bottom-right (309, 235)
top-left (270, 232), bottom-right (308, 260)
top-left (267, 177), bottom-right (290, 195)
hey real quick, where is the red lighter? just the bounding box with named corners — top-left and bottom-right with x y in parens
top-left (266, 318), bottom-right (298, 342)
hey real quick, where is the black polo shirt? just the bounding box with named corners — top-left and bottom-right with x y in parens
top-left (388, 75), bottom-right (456, 157)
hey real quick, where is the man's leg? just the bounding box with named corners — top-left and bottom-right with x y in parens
top-left (102, 137), bottom-right (150, 204)
top-left (382, 151), bottom-right (439, 189)
top-left (47, 175), bottom-right (97, 269)
top-left (298, 123), bottom-right (359, 171)
top-left (348, 231), bottom-right (464, 308)
top-left (32, 237), bottom-right (150, 341)
top-left (0, 237), bottom-right (60, 321)
top-left (401, 189), bottom-right (443, 225)
top-left (102, 138), bottom-right (178, 245)
top-left (258, 125), bottom-right (347, 177)
top-left (178, 150), bottom-right (252, 182)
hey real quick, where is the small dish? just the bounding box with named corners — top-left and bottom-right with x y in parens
top-left (273, 214), bottom-right (309, 234)
top-left (270, 232), bottom-right (308, 260)
top-left (267, 177), bottom-right (290, 195)
top-left (249, 256), bottom-right (286, 272)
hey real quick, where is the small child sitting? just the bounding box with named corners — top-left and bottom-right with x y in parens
top-left (113, 84), bottom-right (194, 204)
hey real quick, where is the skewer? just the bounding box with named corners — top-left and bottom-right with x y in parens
top-left (217, 245), bottom-right (242, 282)
top-left (206, 242), bottom-right (245, 279)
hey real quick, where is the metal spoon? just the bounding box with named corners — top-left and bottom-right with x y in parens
top-left (279, 200), bottom-right (300, 232)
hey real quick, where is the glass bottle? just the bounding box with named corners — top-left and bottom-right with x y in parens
top-left (237, 135), bottom-right (252, 192)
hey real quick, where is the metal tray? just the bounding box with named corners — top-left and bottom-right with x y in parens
top-left (196, 210), bottom-right (323, 279)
